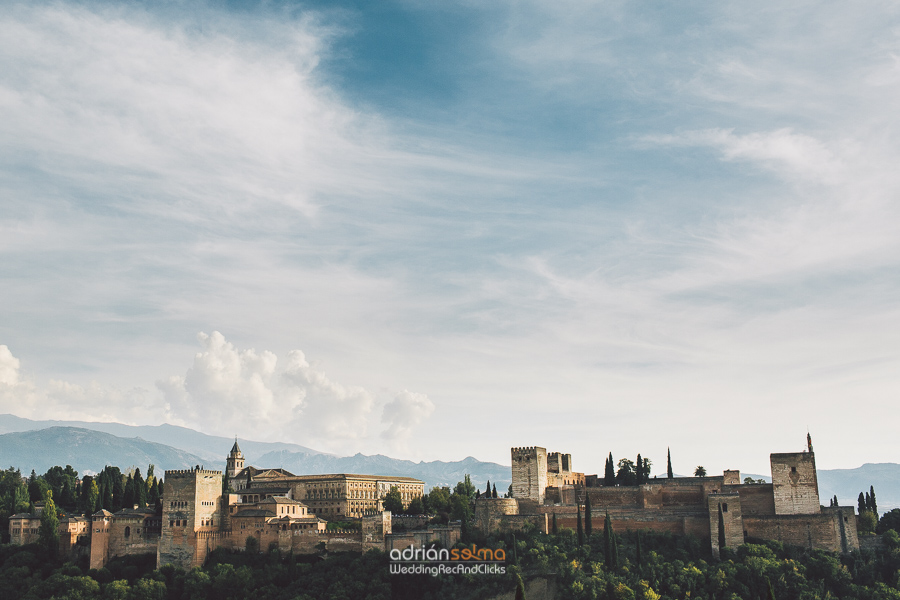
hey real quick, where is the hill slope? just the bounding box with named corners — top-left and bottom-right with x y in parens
top-left (0, 427), bottom-right (208, 474)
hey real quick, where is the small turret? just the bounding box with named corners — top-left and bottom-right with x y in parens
top-left (226, 438), bottom-right (245, 480)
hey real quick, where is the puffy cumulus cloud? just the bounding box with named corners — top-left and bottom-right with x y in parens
top-left (281, 350), bottom-right (375, 442)
top-left (381, 390), bottom-right (436, 450)
top-left (0, 344), bottom-right (159, 423)
top-left (0, 345), bottom-right (20, 386)
top-left (158, 332), bottom-right (430, 453)
top-left (0, 337), bottom-right (433, 455)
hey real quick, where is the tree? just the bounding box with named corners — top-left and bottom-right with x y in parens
top-left (485, 480), bottom-right (491, 498)
top-left (584, 494), bottom-right (593, 538)
top-left (455, 475), bottom-right (476, 501)
top-left (39, 490), bottom-right (60, 557)
top-left (427, 486), bottom-right (450, 515)
top-left (123, 474), bottom-right (135, 509)
top-left (603, 512), bottom-right (618, 569)
top-left (667, 448), bottom-right (673, 479)
top-left (636, 454), bottom-right (644, 484)
top-left (877, 508), bottom-right (900, 534)
top-left (858, 510), bottom-right (877, 534)
top-left (694, 466), bottom-right (707, 477)
top-left (858, 492), bottom-right (866, 515)
top-left (870, 486), bottom-right (878, 516)
top-left (245, 535), bottom-right (259, 554)
top-left (492, 484), bottom-right (498, 499)
top-left (382, 486), bottom-right (403, 513)
top-left (635, 531), bottom-right (643, 568)
top-left (407, 496), bottom-right (424, 515)
top-left (506, 484), bottom-right (512, 498)
top-left (552, 512), bottom-right (558, 534)
top-left (576, 503), bottom-right (584, 546)
top-left (604, 453), bottom-right (616, 487)
top-left (514, 572), bottom-right (527, 600)
top-left (133, 468), bottom-right (147, 508)
top-left (616, 458), bottom-right (636, 486)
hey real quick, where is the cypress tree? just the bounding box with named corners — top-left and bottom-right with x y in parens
top-left (577, 503), bottom-right (584, 546)
top-left (870, 486), bottom-right (878, 516)
top-left (510, 533), bottom-right (517, 564)
top-left (610, 520), bottom-right (619, 569)
top-left (552, 512), bottom-right (558, 534)
top-left (604, 453), bottom-right (616, 487)
top-left (492, 484), bottom-right (498, 499)
top-left (865, 491), bottom-right (872, 512)
top-left (585, 494), bottom-right (593, 538)
top-left (134, 468), bottom-right (147, 509)
top-left (514, 572), bottom-right (526, 600)
top-left (123, 474), bottom-right (135, 509)
top-left (667, 448), bottom-right (674, 479)
top-left (39, 490), bottom-right (60, 557)
top-left (603, 512), bottom-right (613, 567)
top-left (636, 454), bottom-right (643, 484)
top-left (859, 492), bottom-right (866, 514)
top-left (833, 495), bottom-right (838, 507)
top-left (635, 531), bottom-right (643, 568)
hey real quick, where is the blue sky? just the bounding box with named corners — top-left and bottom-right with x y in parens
top-left (1, 0), bottom-right (899, 477)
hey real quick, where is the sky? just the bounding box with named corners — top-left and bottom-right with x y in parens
top-left (1, 0), bottom-right (899, 477)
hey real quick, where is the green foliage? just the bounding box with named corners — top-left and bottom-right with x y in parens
top-left (694, 465), bottom-right (707, 477)
top-left (667, 447), bottom-right (673, 479)
top-left (245, 535), bottom-right (259, 554)
top-left (584, 494), bottom-right (592, 538)
top-left (514, 572), bottom-right (527, 600)
top-left (616, 458), bottom-right (636, 486)
top-left (604, 452), bottom-right (616, 486)
top-left (39, 489), bottom-right (60, 557)
top-left (427, 485), bottom-right (450, 515)
top-left (381, 486), bottom-right (403, 514)
top-left (877, 508), bottom-right (900, 534)
top-left (859, 510), bottom-right (878, 534)
top-left (576, 503), bottom-right (584, 546)
top-left (407, 496), bottom-right (425, 515)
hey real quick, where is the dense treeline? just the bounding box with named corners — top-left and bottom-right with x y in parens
top-left (0, 464), bottom-right (163, 544)
top-left (4, 518), bottom-right (900, 599)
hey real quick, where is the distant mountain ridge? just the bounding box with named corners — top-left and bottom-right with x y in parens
top-left (0, 427), bottom-right (208, 474)
top-left (0, 415), bottom-right (895, 508)
top-left (0, 415), bottom-right (511, 491)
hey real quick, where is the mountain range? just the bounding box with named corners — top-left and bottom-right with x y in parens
top-left (0, 414), bottom-right (895, 509)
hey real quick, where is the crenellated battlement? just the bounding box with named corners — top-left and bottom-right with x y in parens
top-left (164, 468), bottom-right (222, 478)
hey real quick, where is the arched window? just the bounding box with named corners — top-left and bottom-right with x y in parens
top-left (124, 526), bottom-right (131, 538)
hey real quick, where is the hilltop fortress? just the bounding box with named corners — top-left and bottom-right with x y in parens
top-left (10, 441), bottom-right (458, 569)
top-left (476, 437), bottom-right (860, 555)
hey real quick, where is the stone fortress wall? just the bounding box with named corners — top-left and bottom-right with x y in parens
top-left (478, 437), bottom-right (860, 555)
top-left (9, 442), bottom-right (456, 570)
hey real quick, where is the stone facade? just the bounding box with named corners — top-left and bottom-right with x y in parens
top-left (511, 447), bottom-right (549, 504)
top-left (492, 439), bottom-right (859, 555)
top-left (3, 445), bottom-right (431, 570)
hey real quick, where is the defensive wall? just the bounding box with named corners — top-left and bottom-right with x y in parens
top-left (486, 442), bottom-right (860, 555)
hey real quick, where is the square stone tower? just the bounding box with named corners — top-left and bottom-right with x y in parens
top-left (157, 467), bottom-right (223, 569)
top-left (511, 447), bottom-right (548, 504)
top-left (770, 452), bottom-right (820, 515)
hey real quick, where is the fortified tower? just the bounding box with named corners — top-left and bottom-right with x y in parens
top-left (771, 447), bottom-right (820, 515)
top-left (226, 439), bottom-right (244, 480)
top-left (157, 467), bottom-right (223, 569)
top-left (511, 447), bottom-right (548, 504)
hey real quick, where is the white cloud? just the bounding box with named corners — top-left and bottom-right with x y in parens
top-left (0, 345), bottom-right (20, 386)
top-left (381, 390), bottom-right (436, 448)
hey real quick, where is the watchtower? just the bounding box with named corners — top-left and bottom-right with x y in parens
top-left (226, 439), bottom-right (244, 480)
top-left (157, 467), bottom-right (223, 569)
top-left (771, 452), bottom-right (820, 515)
top-left (511, 447), bottom-right (548, 504)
